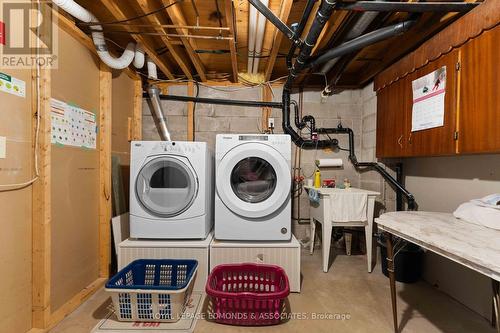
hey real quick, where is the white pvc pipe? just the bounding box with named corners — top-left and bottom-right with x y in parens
top-left (146, 56), bottom-right (158, 79)
top-left (53, 0), bottom-right (136, 70)
top-left (252, 0), bottom-right (269, 74)
top-left (133, 44), bottom-right (145, 69)
top-left (247, 4), bottom-right (258, 73)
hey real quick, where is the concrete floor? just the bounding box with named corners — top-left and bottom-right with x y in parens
top-left (49, 249), bottom-right (495, 333)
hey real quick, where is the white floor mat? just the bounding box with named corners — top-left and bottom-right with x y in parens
top-left (92, 293), bottom-right (204, 333)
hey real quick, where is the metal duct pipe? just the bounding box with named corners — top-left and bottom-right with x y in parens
top-left (147, 85), bottom-right (171, 141)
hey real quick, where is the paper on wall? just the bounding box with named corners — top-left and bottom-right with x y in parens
top-left (50, 98), bottom-right (97, 149)
top-left (0, 72), bottom-right (26, 98)
top-left (411, 66), bottom-right (447, 132)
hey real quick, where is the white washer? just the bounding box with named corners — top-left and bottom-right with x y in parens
top-left (130, 141), bottom-right (213, 239)
top-left (215, 134), bottom-right (291, 241)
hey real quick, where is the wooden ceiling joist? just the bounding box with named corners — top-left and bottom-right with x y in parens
top-left (224, 0), bottom-right (239, 82)
top-left (164, 0), bottom-right (207, 82)
top-left (134, 0), bottom-right (193, 80)
top-left (100, 0), bottom-right (175, 79)
top-left (264, 0), bottom-right (293, 81)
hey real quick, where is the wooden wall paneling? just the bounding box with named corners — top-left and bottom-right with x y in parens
top-left (458, 27), bottom-right (500, 153)
top-left (404, 50), bottom-right (460, 157)
top-left (376, 79), bottom-right (408, 158)
top-left (132, 78), bottom-right (143, 141)
top-left (374, 0), bottom-right (500, 91)
top-left (99, 63), bottom-right (112, 278)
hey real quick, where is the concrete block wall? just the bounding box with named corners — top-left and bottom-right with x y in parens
top-left (359, 83), bottom-right (397, 215)
top-left (142, 84), bottom-right (376, 240)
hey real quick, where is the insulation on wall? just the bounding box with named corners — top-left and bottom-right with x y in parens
top-left (0, 68), bottom-right (33, 333)
top-left (50, 28), bottom-right (100, 311)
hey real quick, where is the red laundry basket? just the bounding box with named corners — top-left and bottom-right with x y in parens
top-left (205, 263), bottom-right (290, 326)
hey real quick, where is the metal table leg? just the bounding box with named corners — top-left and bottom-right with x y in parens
top-left (493, 279), bottom-right (500, 333)
top-left (386, 233), bottom-right (398, 333)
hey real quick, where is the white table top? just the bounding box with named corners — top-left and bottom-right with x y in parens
top-left (304, 186), bottom-right (380, 196)
top-left (376, 211), bottom-right (500, 281)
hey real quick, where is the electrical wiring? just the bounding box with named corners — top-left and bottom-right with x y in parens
top-left (144, 75), bottom-right (288, 92)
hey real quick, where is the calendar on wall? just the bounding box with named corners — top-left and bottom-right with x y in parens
top-left (411, 66), bottom-right (447, 132)
top-left (50, 98), bottom-right (97, 149)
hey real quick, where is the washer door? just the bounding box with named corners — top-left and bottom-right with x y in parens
top-left (135, 156), bottom-right (198, 217)
top-left (217, 143), bottom-right (290, 218)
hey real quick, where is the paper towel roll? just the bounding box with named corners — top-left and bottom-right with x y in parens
top-left (316, 158), bottom-right (343, 167)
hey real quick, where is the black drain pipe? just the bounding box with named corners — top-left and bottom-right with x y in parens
top-left (286, 0), bottom-right (319, 69)
top-left (282, 0), bottom-right (338, 149)
top-left (249, 0), bottom-right (417, 209)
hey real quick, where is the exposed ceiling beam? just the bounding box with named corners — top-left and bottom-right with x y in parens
top-left (264, 0), bottom-right (293, 81)
top-left (224, 0), bottom-right (239, 82)
top-left (100, 0), bottom-right (175, 79)
top-left (163, 0), bottom-right (207, 81)
top-left (134, 0), bottom-right (193, 79)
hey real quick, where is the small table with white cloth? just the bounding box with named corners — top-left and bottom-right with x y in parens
top-left (376, 211), bottom-right (500, 333)
top-left (305, 186), bottom-right (380, 273)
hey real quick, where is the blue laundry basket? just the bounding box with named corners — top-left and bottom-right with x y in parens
top-left (105, 259), bottom-right (198, 322)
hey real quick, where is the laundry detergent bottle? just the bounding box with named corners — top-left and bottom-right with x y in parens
top-left (314, 170), bottom-right (321, 188)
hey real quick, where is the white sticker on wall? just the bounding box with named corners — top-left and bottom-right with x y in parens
top-left (0, 72), bottom-right (26, 98)
top-left (0, 136), bottom-right (6, 159)
top-left (50, 98), bottom-right (97, 149)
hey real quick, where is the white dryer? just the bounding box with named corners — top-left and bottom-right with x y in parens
top-left (129, 141), bottom-right (213, 239)
top-left (215, 134), bottom-right (291, 241)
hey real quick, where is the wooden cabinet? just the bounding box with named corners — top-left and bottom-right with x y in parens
top-left (376, 50), bottom-right (459, 158)
top-left (404, 51), bottom-right (459, 157)
top-left (458, 28), bottom-right (500, 154)
top-left (376, 78), bottom-right (408, 158)
top-left (375, 26), bottom-right (500, 158)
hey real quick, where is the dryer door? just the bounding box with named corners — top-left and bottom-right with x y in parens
top-left (135, 156), bottom-right (198, 217)
top-left (217, 142), bottom-right (290, 218)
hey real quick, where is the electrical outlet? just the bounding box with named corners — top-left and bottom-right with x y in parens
top-left (268, 117), bottom-right (275, 129)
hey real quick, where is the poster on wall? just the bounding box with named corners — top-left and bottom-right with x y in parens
top-left (0, 72), bottom-right (26, 98)
top-left (411, 66), bottom-right (447, 132)
top-left (50, 98), bottom-right (97, 149)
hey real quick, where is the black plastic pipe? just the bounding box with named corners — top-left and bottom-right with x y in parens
top-left (286, 0), bottom-right (318, 69)
top-left (306, 20), bottom-right (417, 69)
top-left (336, 1), bottom-right (479, 13)
top-left (317, 126), bottom-right (416, 209)
top-left (281, 0), bottom-right (337, 150)
top-left (145, 93), bottom-right (283, 109)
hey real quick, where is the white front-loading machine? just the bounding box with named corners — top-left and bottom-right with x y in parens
top-left (130, 141), bottom-right (213, 239)
top-left (215, 134), bottom-right (291, 241)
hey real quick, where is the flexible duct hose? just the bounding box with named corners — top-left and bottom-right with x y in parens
top-left (53, 0), bottom-right (138, 70)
